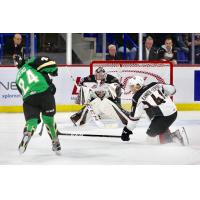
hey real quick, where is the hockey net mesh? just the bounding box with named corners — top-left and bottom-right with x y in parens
top-left (90, 61), bottom-right (173, 110)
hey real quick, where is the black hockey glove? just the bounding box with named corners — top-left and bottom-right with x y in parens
top-left (121, 126), bottom-right (133, 141)
top-left (49, 82), bottom-right (56, 95)
top-left (50, 69), bottom-right (58, 76)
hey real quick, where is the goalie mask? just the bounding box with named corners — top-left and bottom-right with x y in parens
top-left (95, 67), bottom-right (107, 81)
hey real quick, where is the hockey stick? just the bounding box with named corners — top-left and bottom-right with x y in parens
top-left (37, 124), bottom-right (120, 138)
top-left (57, 131), bottom-right (121, 138)
top-left (39, 123), bottom-right (44, 136)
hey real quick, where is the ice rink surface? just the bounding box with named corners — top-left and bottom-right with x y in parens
top-left (0, 111), bottom-right (200, 165)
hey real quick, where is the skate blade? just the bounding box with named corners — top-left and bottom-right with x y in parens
top-left (172, 138), bottom-right (183, 146)
top-left (181, 127), bottom-right (190, 146)
top-left (54, 150), bottom-right (61, 156)
top-left (18, 146), bottom-right (26, 154)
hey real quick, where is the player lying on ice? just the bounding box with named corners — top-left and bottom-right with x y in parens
top-left (70, 66), bottom-right (130, 127)
top-left (121, 76), bottom-right (188, 145)
top-left (15, 55), bottom-right (61, 153)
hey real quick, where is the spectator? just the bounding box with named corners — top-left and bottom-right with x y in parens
top-left (117, 46), bottom-right (137, 60)
top-left (186, 33), bottom-right (200, 64)
top-left (106, 44), bottom-right (120, 60)
top-left (5, 33), bottom-right (24, 61)
top-left (117, 46), bottom-right (130, 59)
top-left (175, 33), bottom-right (189, 54)
top-left (158, 37), bottom-right (177, 65)
top-left (136, 36), bottom-right (157, 60)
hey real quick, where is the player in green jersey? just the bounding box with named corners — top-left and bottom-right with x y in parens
top-left (15, 55), bottom-right (61, 154)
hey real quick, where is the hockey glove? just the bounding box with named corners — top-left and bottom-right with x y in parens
top-left (50, 69), bottom-right (58, 76)
top-left (49, 83), bottom-right (56, 95)
top-left (121, 126), bottom-right (133, 141)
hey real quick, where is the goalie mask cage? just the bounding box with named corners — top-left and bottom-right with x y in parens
top-left (90, 60), bottom-right (173, 110)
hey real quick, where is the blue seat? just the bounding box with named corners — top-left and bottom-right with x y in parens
top-left (177, 50), bottom-right (189, 64)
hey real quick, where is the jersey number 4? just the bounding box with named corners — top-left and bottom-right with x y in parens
top-left (151, 90), bottom-right (166, 105)
top-left (18, 70), bottom-right (39, 95)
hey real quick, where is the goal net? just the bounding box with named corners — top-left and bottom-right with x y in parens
top-left (90, 60), bottom-right (173, 110)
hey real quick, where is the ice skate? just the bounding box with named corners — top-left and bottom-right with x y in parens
top-left (52, 138), bottom-right (61, 154)
top-left (18, 131), bottom-right (33, 154)
top-left (170, 127), bottom-right (189, 146)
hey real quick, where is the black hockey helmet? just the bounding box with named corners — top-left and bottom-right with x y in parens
top-left (13, 54), bottom-right (25, 69)
top-left (95, 67), bottom-right (106, 80)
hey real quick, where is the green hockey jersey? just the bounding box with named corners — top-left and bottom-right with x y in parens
top-left (16, 56), bottom-right (58, 99)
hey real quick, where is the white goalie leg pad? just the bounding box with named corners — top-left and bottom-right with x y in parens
top-left (89, 98), bottom-right (103, 115)
top-left (92, 98), bottom-right (130, 125)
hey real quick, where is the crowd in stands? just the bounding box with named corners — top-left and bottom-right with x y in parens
top-left (107, 36), bottom-right (177, 64)
top-left (106, 36), bottom-right (177, 64)
top-left (1, 33), bottom-right (200, 65)
top-left (106, 34), bottom-right (200, 64)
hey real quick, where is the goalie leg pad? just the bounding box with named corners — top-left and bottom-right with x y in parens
top-left (70, 106), bottom-right (89, 126)
top-left (97, 98), bottom-right (130, 125)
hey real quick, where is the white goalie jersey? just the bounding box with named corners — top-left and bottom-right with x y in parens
top-left (127, 82), bottom-right (177, 131)
top-left (76, 82), bottom-right (120, 105)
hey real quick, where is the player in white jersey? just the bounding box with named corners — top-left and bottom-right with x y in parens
top-left (121, 76), bottom-right (187, 145)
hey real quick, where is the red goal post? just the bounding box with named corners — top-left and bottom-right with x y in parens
top-left (90, 60), bottom-right (173, 109)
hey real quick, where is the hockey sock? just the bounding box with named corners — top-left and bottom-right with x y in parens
top-left (25, 118), bottom-right (38, 134)
top-left (42, 115), bottom-right (57, 140)
top-left (159, 129), bottom-right (173, 144)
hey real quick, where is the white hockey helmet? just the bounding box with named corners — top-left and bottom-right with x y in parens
top-left (128, 76), bottom-right (144, 88)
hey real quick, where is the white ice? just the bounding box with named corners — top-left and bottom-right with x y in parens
top-left (0, 111), bottom-right (200, 164)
